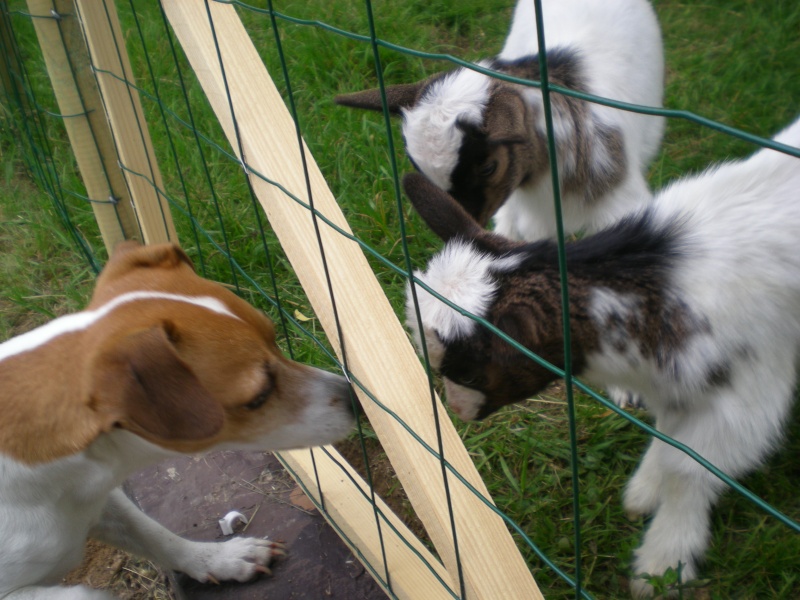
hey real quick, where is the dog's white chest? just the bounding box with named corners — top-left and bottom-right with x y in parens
top-left (0, 448), bottom-right (121, 590)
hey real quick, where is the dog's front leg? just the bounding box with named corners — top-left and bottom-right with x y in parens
top-left (89, 488), bottom-right (284, 584)
top-left (2, 586), bottom-right (113, 599)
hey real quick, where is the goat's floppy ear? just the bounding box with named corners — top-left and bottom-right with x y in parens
top-left (335, 81), bottom-right (428, 114)
top-left (494, 308), bottom-right (537, 353)
top-left (402, 172), bottom-right (486, 242)
top-left (91, 324), bottom-right (224, 443)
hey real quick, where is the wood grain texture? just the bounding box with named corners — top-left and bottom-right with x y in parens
top-left (73, 0), bottom-right (177, 246)
top-left (162, 2), bottom-right (542, 597)
top-left (27, 0), bottom-right (141, 252)
top-left (278, 447), bottom-right (454, 599)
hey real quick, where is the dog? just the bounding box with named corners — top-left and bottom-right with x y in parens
top-left (0, 242), bottom-right (355, 599)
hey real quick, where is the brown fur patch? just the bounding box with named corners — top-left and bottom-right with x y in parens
top-left (0, 243), bottom-right (331, 463)
top-left (492, 52), bottom-right (628, 205)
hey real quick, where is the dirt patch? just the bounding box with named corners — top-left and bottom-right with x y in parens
top-left (335, 434), bottom-right (431, 547)
top-left (60, 451), bottom-right (387, 599)
top-left (62, 440), bottom-right (420, 598)
top-left (64, 540), bottom-right (176, 599)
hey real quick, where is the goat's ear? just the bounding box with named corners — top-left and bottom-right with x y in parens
top-left (335, 81), bottom-right (427, 114)
top-left (402, 172), bottom-right (491, 243)
top-left (493, 307), bottom-right (547, 361)
top-left (91, 324), bottom-right (225, 443)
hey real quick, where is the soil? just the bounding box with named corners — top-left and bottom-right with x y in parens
top-left (64, 541), bottom-right (176, 600)
top-left (63, 450), bottom-right (389, 599)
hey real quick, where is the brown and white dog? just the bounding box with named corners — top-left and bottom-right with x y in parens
top-left (0, 242), bottom-right (355, 600)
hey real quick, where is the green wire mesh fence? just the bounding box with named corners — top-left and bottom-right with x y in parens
top-left (1, 0), bottom-right (799, 598)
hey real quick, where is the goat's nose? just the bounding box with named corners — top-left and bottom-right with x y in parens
top-left (339, 376), bottom-right (362, 418)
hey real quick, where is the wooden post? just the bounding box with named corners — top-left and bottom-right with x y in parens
top-left (163, 2), bottom-right (543, 598)
top-left (25, 0), bottom-right (141, 252)
top-left (285, 448), bottom-right (454, 599)
top-left (71, 0), bottom-right (177, 246)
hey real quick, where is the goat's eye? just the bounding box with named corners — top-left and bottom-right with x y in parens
top-left (245, 389), bottom-right (270, 411)
top-left (478, 161), bottom-right (497, 178)
top-left (458, 375), bottom-right (484, 388)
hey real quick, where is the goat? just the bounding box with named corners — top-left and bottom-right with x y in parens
top-left (336, 0), bottom-right (665, 242)
top-left (402, 117), bottom-right (800, 597)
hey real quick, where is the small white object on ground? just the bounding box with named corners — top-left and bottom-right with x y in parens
top-left (218, 510), bottom-right (248, 535)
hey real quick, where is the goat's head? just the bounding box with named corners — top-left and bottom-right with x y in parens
top-left (336, 67), bottom-right (541, 227)
top-left (403, 173), bottom-right (564, 420)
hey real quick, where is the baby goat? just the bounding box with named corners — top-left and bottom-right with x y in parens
top-left (336, 0), bottom-right (665, 241)
top-left (403, 118), bottom-right (800, 596)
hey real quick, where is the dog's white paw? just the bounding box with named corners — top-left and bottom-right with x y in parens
top-left (177, 537), bottom-right (286, 584)
top-left (606, 386), bottom-right (646, 409)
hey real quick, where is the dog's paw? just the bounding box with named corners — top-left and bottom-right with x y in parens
top-left (606, 386), bottom-right (646, 410)
top-left (177, 537), bottom-right (286, 584)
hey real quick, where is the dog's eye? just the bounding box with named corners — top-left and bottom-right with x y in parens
top-left (245, 388), bottom-right (271, 411)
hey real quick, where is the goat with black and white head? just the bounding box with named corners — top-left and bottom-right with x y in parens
top-left (336, 0), bottom-right (665, 241)
top-left (403, 117), bottom-right (800, 597)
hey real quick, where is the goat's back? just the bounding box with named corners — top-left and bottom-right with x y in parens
top-left (654, 121), bottom-right (800, 337)
top-left (501, 0), bottom-right (665, 175)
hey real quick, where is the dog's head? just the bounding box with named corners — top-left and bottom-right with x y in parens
top-left (2, 242), bottom-right (354, 463)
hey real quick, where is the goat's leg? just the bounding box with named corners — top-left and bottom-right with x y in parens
top-left (629, 358), bottom-right (795, 597)
top-left (623, 437), bottom-right (664, 519)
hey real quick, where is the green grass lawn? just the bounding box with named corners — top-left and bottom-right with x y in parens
top-left (2, 0), bottom-right (799, 598)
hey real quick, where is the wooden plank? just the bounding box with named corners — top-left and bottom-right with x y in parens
top-left (73, 0), bottom-right (177, 245)
top-left (26, 0), bottom-right (141, 252)
top-left (278, 447), bottom-right (454, 600)
top-left (162, 2), bottom-right (543, 598)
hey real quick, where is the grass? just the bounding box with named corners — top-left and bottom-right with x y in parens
top-left (2, 0), bottom-right (800, 598)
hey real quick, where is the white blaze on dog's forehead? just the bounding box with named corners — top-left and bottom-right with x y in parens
top-left (402, 64), bottom-right (492, 191)
top-left (406, 240), bottom-right (499, 346)
top-left (0, 291), bottom-right (242, 362)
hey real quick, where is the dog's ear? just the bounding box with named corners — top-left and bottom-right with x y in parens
top-left (108, 241), bottom-right (194, 272)
top-left (91, 324), bottom-right (225, 443)
top-left (335, 76), bottom-right (437, 114)
top-left (92, 243), bottom-right (196, 305)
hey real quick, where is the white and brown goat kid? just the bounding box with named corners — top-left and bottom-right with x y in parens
top-left (336, 0), bottom-right (665, 241)
top-left (403, 117), bottom-right (800, 597)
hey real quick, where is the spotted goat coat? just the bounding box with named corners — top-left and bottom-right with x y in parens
top-left (336, 0), bottom-right (665, 241)
top-left (403, 117), bottom-right (800, 597)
